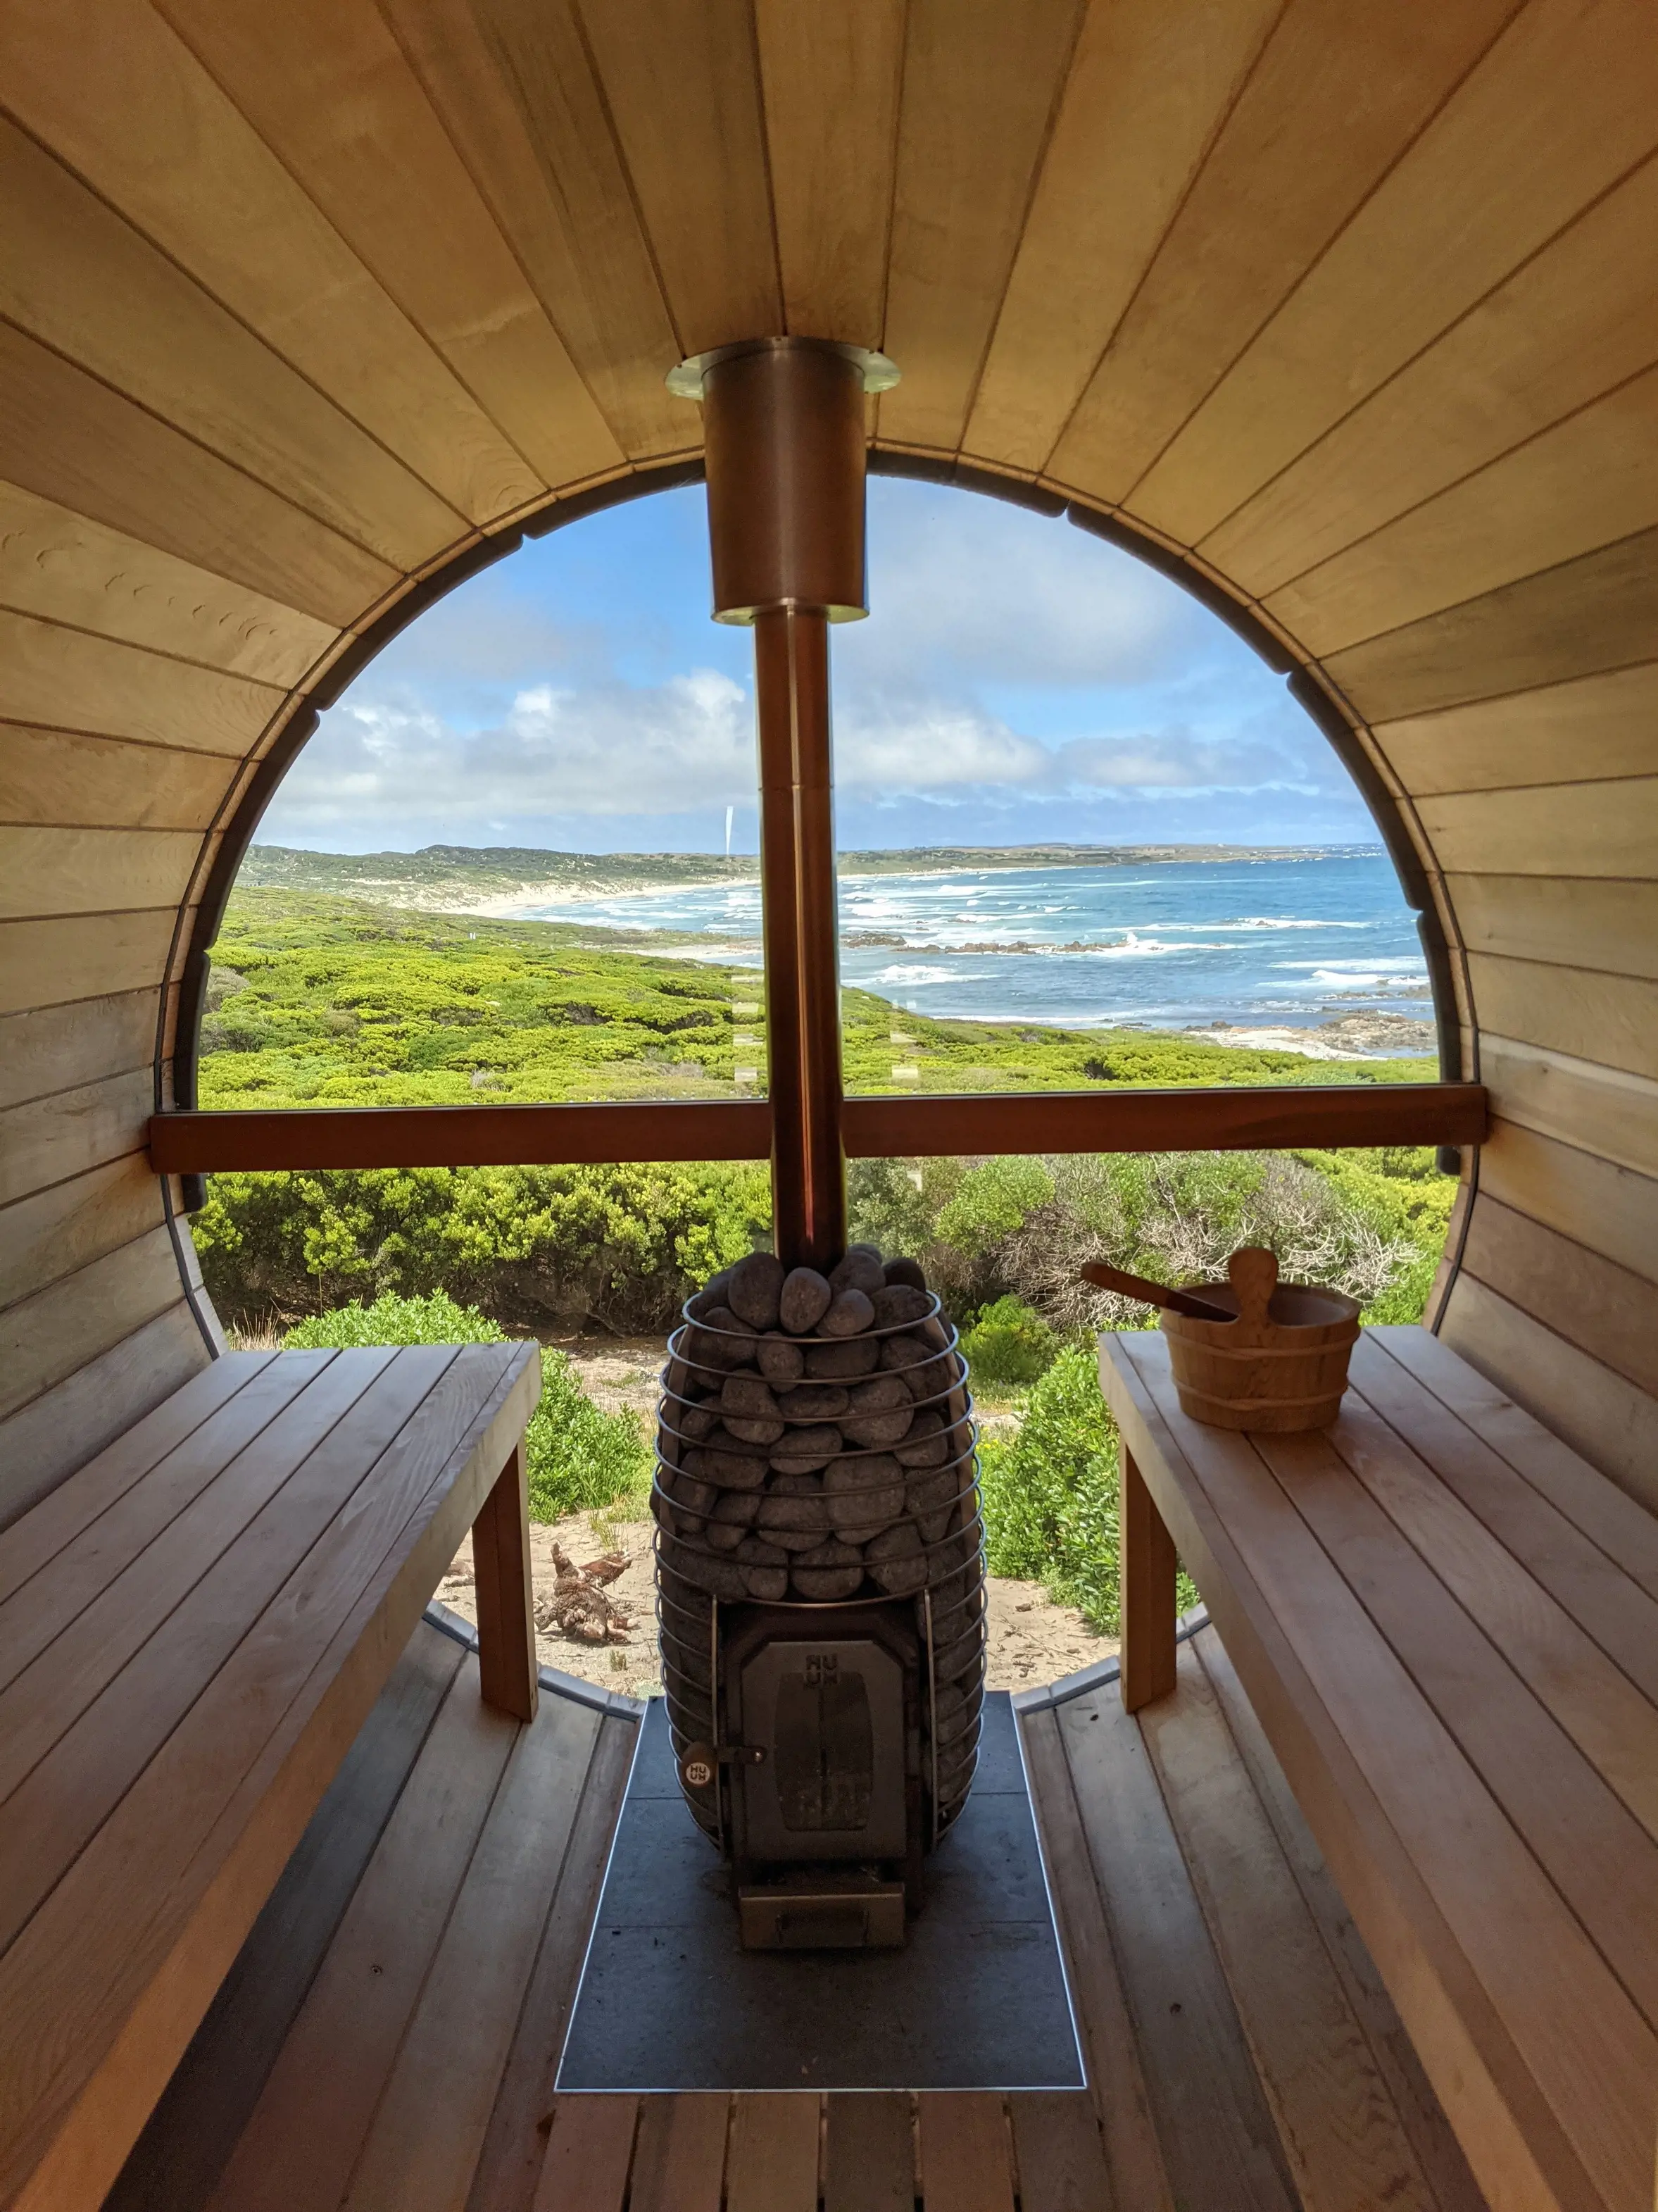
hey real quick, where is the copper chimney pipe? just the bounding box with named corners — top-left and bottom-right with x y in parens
top-left (670, 339), bottom-right (898, 1270)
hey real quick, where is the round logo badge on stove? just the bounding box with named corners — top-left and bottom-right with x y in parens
top-left (681, 1745), bottom-right (717, 1791)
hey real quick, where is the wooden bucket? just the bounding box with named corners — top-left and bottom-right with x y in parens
top-left (1160, 1247), bottom-right (1359, 1432)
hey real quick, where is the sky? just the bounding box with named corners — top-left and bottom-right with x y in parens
top-left (260, 477), bottom-right (1381, 856)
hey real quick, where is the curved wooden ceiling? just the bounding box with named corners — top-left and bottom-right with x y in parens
top-left (2, 0), bottom-right (1656, 1516)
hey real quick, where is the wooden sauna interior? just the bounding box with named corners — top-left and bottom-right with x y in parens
top-left (1, 3), bottom-right (1654, 2206)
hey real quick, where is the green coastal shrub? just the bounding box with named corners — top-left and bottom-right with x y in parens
top-left (978, 1346), bottom-right (1197, 1633)
top-left (958, 1295), bottom-right (1060, 1388)
top-left (282, 1291), bottom-right (649, 1522)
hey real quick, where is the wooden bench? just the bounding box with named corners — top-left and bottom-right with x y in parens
top-left (1102, 1323), bottom-right (1658, 2212)
top-left (0, 1340), bottom-right (541, 2212)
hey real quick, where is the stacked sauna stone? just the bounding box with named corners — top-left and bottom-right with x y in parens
top-left (654, 1244), bottom-right (986, 1838)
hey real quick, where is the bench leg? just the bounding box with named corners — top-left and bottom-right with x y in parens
top-left (472, 1437), bottom-right (539, 1722)
top-left (1120, 1448), bottom-right (1177, 1713)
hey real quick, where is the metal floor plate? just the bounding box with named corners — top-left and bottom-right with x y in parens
top-left (556, 1693), bottom-right (1086, 2091)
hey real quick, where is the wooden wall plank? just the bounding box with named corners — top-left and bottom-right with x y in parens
top-left (0, 913), bottom-right (177, 1020)
top-left (380, 0), bottom-right (684, 459)
top-left (577, 1), bottom-right (781, 356)
top-left (1466, 951), bottom-right (1658, 1084)
top-left (1324, 526), bottom-right (1658, 722)
top-left (1267, 362), bottom-right (1658, 656)
top-left (0, 114), bottom-right (466, 572)
top-left (0, 0), bottom-right (548, 530)
top-left (1419, 777), bottom-right (1658, 879)
top-left (0, 990), bottom-right (155, 1113)
top-left (153, 0), bottom-right (622, 498)
top-left (1459, 1192), bottom-right (1658, 1399)
top-left (0, 1068), bottom-right (151, 1204)
top-left (0, 481), bottom-right (332, 685)
top-left (0, 320), bottom-right (396, 626)
top-left (0, 727), bottom-right (243, 833)
top-left (1049, 0), bottom-right (1519, 504)
top-left (878, 0), bottom-right (1086, 456)
top-left (0, 609), bottom-right (280, 755)
top-left (1479, 1035), bottom-right (1658, 1184)
top-left (1201, 146), bottom-right (1658, 594)
top-left (0, 828), bottom-right (204, 922)
top-left (1479, 1118), bottom-right (1658, 1289)
top-left (1440, 1272), bottom-right (1658, 1516)
top-left (0, 1224), bottom-right (188, 1422)
top-left (0, 1156), bottom-right (165, 1313)
top-left (1143, 4), bottom-right (1658, 553)
top-left (753, 0), bottom-right (904, 349)
top-left (1374, 661), bottom-right (1658, 796)
top-left (1449, 875), bottom-right (1658, 982)
top-left (0, 1303), bottom-right (208, 1535)
top-left (965, 0), bottom-right (1276, 476)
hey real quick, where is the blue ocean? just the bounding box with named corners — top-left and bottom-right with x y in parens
top-left (524, 851), bottom-right (1430, 1042)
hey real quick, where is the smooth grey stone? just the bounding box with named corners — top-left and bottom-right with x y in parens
top-left (894, 1408), bottom-right (947, 1466)
top-left (755, 1333), bottom-right (805, 1385)
top-left (727, 1250), bottom-right (786, 1330)
top-left (775, 1381), bottom-right (849, 1421)
top-left (829, 1248), bottom-right (885, 1296)
top-left (756, 1474), bottom-right (832, 1551)
top-left (803, 1335), bottom-right (880, 1379)
top-left (820, 1287), bottom-right (875, 1337)
top-left (823, 1453), bottom-right (905, 1542)
top-left (870, 1282), bottom-right (931, 1328)
top-left (698, 1444), bottom-right (770, 1489)
top-left (723, 1416), bottom-right (785, 1446)
top-left (791, 1539), bottom-right (865, 1601)
top-left (769, 1423), bottom-right (842, 1474)
top-left (685, 1307), bottom-right (757, 1370)
top-left (883, 1255), bottom-right (928, 1292)
top-left (685, 1266), bottom-right (734, 1320)
top-left (676, 1402), bottom-right (718, 1441)
top-left (736, 1535), bottom-right (790, 1601)
top-left (721, 1373), bottom-right (780, 1421)
top-left (778, 1266), bottom-right (832, 1333)
top-left (840, 1371), bottom-right (915, 1449)
top-left (867, 1520), bottom-right (927, 1595)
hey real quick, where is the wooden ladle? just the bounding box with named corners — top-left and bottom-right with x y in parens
top-left (1080, 1258), bottom-right (1236, 1323)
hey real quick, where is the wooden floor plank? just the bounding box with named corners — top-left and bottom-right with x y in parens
top-left (1007, 2091), bottom-right (1114, 2212)
top-left (103, 1619), bottom-right (465, 2212)
top-left (340, 1692), bottom-right (603, 2210)
top-left (1140, 1639), bottom-right (1440, 2212)
top-left (466, 1710), bottom-right (641, 2212)
top-left (0, 1349), bottom-right (275, 1601)
top-left (627, 2095), bottom-right (731, 2212)
top-left (916, 2094), bottom-right (1014, 2212)
top-left (1255, 1422), bottom-right (1658, 2030)
top-left (1195, 1629), bottom-right (1490, 2212)
top-left (1016, 1705), bottom-right (1172, 2212)
top-left (823, 2092), bottom-right (914, 2212)
top-left (201, 1654), bottom-right (517, 2212)
top-left (1057, 1686), bottom-right (1300, 2212)
top-left (532, 2096), bottom-right (638, 2212)
top-left (726, 2093), bottom-right (819, 2212)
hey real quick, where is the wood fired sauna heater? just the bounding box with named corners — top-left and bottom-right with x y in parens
top-left (653, 1247), bottom-right (987, 1948)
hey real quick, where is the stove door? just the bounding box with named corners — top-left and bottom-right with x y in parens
top-left (736, 1637), bottom-right (907, 1862)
